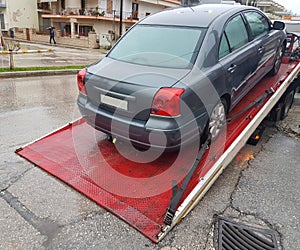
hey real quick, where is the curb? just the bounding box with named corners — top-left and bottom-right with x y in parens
top-left (0, 69), bottom-right (80, 79)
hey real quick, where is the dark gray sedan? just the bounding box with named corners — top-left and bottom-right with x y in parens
top-left (77, 4), bottom-right (286, 150)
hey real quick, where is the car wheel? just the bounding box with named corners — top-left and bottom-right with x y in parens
top-left (208, 98), bottom-right (227, 141)
top-left (269, 43), bottom-right (285, 76)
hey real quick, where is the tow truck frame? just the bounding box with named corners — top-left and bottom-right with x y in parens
top-left (16, 36), bottom-right (300, 243)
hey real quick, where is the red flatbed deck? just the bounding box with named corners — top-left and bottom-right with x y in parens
top-left (16, 62), bottom-right (300, 242)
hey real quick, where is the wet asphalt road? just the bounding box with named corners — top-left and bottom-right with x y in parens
top-left (0, 41), bottom-right (104, 68)
top-left (0, 75), bottom-right (299, 250)
top-left (0, 43), bottom-right (299, 249)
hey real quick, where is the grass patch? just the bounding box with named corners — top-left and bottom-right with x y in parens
top-left (0, 65), bottom-right (87, 72)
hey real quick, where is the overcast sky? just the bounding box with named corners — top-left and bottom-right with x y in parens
top-left (275, 0), bottom-right (300, 16)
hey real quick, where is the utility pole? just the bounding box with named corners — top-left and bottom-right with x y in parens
top-left (119, 0), bottom-right (123, 37)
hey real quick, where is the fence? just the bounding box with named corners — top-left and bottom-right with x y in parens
top-left (1, 47), bottom-right (52, 69)
top-left (8, 28), bottom-right (90, 48)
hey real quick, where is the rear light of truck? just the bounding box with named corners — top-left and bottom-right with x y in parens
top-left (77, 68), bottom-right (87, 95)
top-left (151, 88), bottom-right (184, 117)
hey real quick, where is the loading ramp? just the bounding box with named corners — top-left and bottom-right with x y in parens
top-left (16, 61), bottom-right (300, 242)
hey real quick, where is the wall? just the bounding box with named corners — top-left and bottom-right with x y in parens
top-left (93, 19), bottom-right (121, 46)
top-left (138, 2), bottom-right (165, 19)
top-left (66, 0), bottom-right (99, 10)
top-left (86, 0), bottom-right (98, 9)
top-left (6, 0), bottom-right (39, 30)
top-left (66, 0), bottom-right (81, 9)
top-left (93, 19), bottom-right (117, 34)
top-left (12, 28), bottom-right (89, 48)
top-left (123, 0), bottom-right (133, 15)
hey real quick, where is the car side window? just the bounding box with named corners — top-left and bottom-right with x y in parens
top-left (224, 15), bottom-right (249, 52)
top-left (244, 11), bottom-right (269, 38)
top-left (219, 33), bottom-right (230, 59)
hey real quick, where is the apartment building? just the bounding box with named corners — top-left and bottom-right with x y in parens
top-left (40, 0), bottom-right (180, 39)
top-left (1, 0), bottom-right (291, 48)
top-left (256, 0), bottom-right (285, 19)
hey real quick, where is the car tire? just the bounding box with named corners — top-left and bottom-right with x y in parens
top-left (206, 98), bottom-right (228, 142)
top-left (269, 43), bottom-right (285, 76)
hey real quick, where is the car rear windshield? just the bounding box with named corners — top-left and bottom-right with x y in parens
top-left (108, 25), bottom-right (205, 69)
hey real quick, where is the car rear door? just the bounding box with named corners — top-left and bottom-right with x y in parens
top-left (219, 14), bottom-right (258, 107)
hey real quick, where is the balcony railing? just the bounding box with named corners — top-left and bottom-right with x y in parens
top-left (58, 8), bottom-right (138, 20)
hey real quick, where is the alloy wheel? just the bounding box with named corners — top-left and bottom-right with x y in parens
top-left (209, 101), bottom-right (226, 140)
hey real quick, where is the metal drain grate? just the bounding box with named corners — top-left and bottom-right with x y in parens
top-left (217, 218), bottom-right (279, 250)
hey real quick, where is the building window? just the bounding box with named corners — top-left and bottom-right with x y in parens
top-left (64, 24), bottom-right (92, 37)
top-left (37, 2), bottom-right (50, 11)
top-left (0, 13), bottom-right (5, 30)
top-left (61, 0), bottom-right (65, 10)
top-left (79, 25), bottom-right (93, 36)
top-left (132, 3), bottom-right (139, 20)
top-left (81, 0), bottom-right (86, 9)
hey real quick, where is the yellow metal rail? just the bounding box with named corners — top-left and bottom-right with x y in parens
top-left (1, 49), bottom-right (52, 54)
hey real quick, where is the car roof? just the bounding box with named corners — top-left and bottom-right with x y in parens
top-left (140, 4), bottom-right (258, 28)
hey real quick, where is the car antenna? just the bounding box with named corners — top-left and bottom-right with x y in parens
top-left (181, 0), bottom-right (195, 10)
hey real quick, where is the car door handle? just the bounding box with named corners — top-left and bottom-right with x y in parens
top-left (258, 46), bottom-right (265, 54)
top-left (227, 64), bottom-right (237, 73)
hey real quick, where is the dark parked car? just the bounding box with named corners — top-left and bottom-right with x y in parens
top-left (77, 4), bottom-right (286, 150)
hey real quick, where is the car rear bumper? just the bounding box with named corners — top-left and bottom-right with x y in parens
top-left (77, 95), bottom-right (208, 150)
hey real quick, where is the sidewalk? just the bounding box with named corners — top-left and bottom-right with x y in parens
top-left (0, 40), bottom-right (107, 78)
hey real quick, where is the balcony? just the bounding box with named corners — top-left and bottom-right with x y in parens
top-left (42, 7), bottom-right (137, 21)
top-left (37, 2), bottom-right (51, 13)
top-left (59, 8), bottom-right (133, 20)
top-left (256, 1), bottom-right (284, 12)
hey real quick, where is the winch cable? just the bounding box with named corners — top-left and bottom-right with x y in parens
top-left (226, 88), bottom-right (275, 123)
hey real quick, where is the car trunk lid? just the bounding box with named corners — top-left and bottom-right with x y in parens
top-left (85, 58), bottom-right (190, 121)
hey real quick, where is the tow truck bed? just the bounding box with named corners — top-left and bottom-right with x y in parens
top-left (16, 62), bottom-right (300, 242)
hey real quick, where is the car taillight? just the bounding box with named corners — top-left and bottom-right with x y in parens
top-left (77, 68), bottom-right (87, 95)
top-left (151, 88), bottom-right (184, 117)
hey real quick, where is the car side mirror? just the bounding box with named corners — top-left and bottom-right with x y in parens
top-left (273, 21), bottom-right (285, 30)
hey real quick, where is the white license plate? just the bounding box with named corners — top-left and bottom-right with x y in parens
top-left (100, 94), bottom-right (128, 110)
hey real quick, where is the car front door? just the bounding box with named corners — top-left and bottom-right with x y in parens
top-left (243, 11), bottom-right (278, 85)
top-left (219, 14), bottom-right (258, 107)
